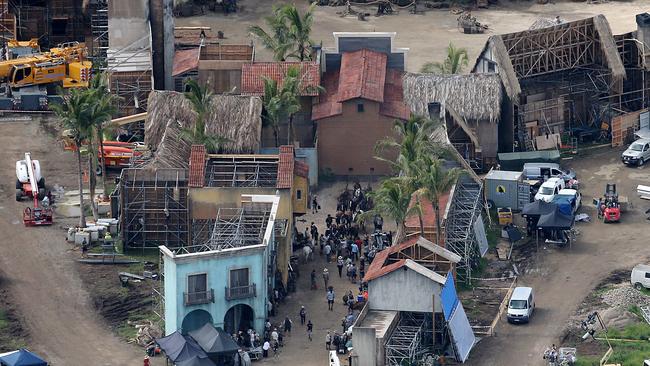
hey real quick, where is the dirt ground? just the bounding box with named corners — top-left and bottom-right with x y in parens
top-left (176, 0), bottom-right (649, 72)
top-left (0, 117), bottom-right (148, 365)
top-left (467, 147), bottom-right (650, 366)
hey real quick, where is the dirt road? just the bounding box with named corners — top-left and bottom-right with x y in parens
top-left (468, 148), bottom-right (650, 366)
top-left (0, 118), bottom-right (143, 365)
top-left (177, 0), bottom-right (649, 72)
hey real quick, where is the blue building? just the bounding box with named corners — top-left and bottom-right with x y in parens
top-left (160, 193), bottom-right (280, 335)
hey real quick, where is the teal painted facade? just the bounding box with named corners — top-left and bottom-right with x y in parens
top-left (162, 242), bottom-right (274, 336)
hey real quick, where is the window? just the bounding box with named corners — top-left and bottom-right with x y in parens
top-left (230, 268), bottom-right (249, 288)
top-left (487, 61), bottom-right (496, 72)
top-left (297, 189), bottom-right (302, 200)
top-left (357, 103), bottom-right (364, 112)
top-left (187, 273), bottom-right (207, 303)
top-left (645, 272), bottom-right (650, 279)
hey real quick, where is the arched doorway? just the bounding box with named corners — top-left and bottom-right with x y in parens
top-left (224, 304), bottom-right (254, 334)
top-left (181, 309), bottom-right (213, 335)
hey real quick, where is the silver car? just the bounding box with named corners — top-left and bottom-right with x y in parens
top-left (622, 138), bottom-right (650, 166)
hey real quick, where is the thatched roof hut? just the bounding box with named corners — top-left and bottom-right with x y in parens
top-left (143, 90), bottom-right (263, 169)
top-left (472, 14), bottom-right (625, 100)
top-left (403, 73), bottom-right (503, 123)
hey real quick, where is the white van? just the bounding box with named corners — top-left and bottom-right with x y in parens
top-left (523, 162), bottom-right (576, 182)
top-left (631, 264), bottom-right (650, 290)
top-left (534, 177), bottom-right (565, 203)
top-left (507, 287), bottom-right (535, 324)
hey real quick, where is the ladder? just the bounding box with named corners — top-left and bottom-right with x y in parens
top-left (640, 305), bottom-right (650, 325)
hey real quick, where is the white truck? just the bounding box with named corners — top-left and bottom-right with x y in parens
top-left (534, 177), bottom-right (565, 203)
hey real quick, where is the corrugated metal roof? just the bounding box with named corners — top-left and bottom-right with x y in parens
top-left (240, 62), bottom-right (320, 96)
top-left (173, 48), bottom-right (200, 76)
top-left (188, 145), bottom-right (206, 188)
top-left (277, 145), bottom-right (294, 189)
top-left (107, 49), bottom-right (152, 72)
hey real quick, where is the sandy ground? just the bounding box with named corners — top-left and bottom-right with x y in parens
top-left (0, 118), bottom-right (146, 365)
top-left (176, 0), bottom-right (650, 72)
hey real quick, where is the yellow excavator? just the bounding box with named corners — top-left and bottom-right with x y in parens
top-left (0, 41), bottom-right (92, 89)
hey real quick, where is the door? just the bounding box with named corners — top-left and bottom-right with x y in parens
top-left (517, 182), bottom-right (531, 210)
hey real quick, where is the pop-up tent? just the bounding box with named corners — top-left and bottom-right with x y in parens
top-left (537, 208), bottom-right (574, 230)
top-left (156, 331), bottom-right (208, 363)
top-left (175, 356), bottom-right (216, 366)
top-left (521, 200), bottom-right (557, 218)
top-left (189, 323), bottom-right (239, 356)
top-left (0, 349), bottom-right (47, 366)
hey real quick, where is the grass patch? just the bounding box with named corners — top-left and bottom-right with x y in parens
top-left (486, 225), bottom-right (500, 250)
top-left (115, 312), bottom-right (163, 341)
top-left (574, 356), bottom-right (600, 366)
top-left (579, 323), bottom-right (650, 366)
top-left (629, 305), bottom-right (643, 321)
top-left (0, 308), bottom-right (27, 351)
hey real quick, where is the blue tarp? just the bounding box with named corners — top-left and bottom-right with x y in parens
top-left (441, 272), bottom-right (459, 320)
top-left (0, 349), bottom-right (47, 366)
top-left (552, 195), bottom-right (575, 216)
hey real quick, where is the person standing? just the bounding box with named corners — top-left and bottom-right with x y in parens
top-left (350, 241), bottom-right (359, 262)
top-left (307, 320), bottom-right (313, 341)
top-left (310, 222), bottom-right (318, 240)
top-left (325, 331), bottom-right (331, 350)
top-left (271, 328), bottom-right (279, 344)
top-left (326, 288), bottom-right (335, 311)
top-left (310, 269), bottom-right (317, 290)
top-left (325, 214), bottom-right (333, 228)
top-left (299, 306), bottom-right (306, 325)
top-left (323, 268), bottom-right (330, 289)
top-left (284, 316), bottom-right (292, 334)
top-left (337, 256), bottom-right (344, 278)
top-left (324, 242), bottom-right (332, 263)
top-left (262, 340), bottom-right (270, 357)
top-left (312, 194), bottom-right (319, 214)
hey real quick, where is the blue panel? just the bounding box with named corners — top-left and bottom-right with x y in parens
top-left (441, 271), bottom-right (459, 320)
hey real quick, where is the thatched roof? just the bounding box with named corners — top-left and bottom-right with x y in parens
top-left (143, 91), bottom-right (263, 169)
top-left (472, 14), bottom-right (624, 100)
top-left (403, 73), bottom-right (503, 123)
top-left (529, 17), bottom-right (565, 30)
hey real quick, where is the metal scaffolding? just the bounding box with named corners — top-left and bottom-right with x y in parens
top-left (385, 312), bottom-right (432, 366)
top-left (90, 0), bottom-right (108, 67)
top-left (444, 178), bottom-right (485, 284)
top-left (120, 168), bottom-right (189, 250)
top-left (204, 156), bottom-right (279, 188)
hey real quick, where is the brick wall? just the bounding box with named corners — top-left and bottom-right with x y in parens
top-left (316, 99), bottom-right (398, 176)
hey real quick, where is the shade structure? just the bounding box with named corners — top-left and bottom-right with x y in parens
top-left (156, 331), bottom-right (208, 363)
top-left (521, 200), bottom-right (557, 218)
top-left (188, 323), bottom-right (239, 355)
top-left (0, 349), bottom-right (47, 366)
top-left (537, 208), bottom-right (574, 230)
top-left (175, 356), bottom-right (217, 366)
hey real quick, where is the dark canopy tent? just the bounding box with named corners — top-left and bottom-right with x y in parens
top-left (0, 349), bottom-right (47, 366)
top-left (156, 331), bottom-right (208, 363)
top-left (189, 323), bottom-right (239, 355)
top-left (176, 356), bottom-right (217, 366)
top-left (521, 201), bottom-right (557, 218)
top-left (537, 208), bottom-right (574, 230)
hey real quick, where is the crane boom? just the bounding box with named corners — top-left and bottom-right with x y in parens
top-left (24, 153), bottom-right (38, 205)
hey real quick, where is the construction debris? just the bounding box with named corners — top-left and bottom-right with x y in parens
top-left (129, 320), bottom-right (162, 346)
top-left (457, 12), bottom-right (488, 34)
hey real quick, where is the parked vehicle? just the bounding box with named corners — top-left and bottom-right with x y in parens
top-left (507, 286), bottom-right (535, 323)
top-left (631, 264), bottom-right (650, 290)
top-left (534, 177), bottom-right (565, 203)
top-left (552, 188), bottom-right (582, 215)
top-left (621, 138), bottom-right (650, 166)
top-left (523, 162), bottom-right (576, 182)
top-left (484, 169), bottom-right (531, 211)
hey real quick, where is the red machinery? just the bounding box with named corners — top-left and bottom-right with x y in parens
top-left (17, 153), bottom-right (52, 226)
top-left (600, 183), bottom-right (621, 223)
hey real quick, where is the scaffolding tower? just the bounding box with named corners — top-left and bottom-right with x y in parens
top-left (120, 168), bottom-right (189, 251)
top-left (444, 177), bottom-right (485, 284)
top-left (190, 206), bottom-right (271, 253)
top-left (90, 0), bottom-right (108, 67)
top-left (204, 156), bottom-right (279, 188)
top-left (385, 312), bottom-right (433, 366)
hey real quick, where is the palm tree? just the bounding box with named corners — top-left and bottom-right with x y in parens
top-left (420, 42), bottom-right (469, 74)
top-left (364, 177), bottom-right (415, 243)
top-left (248, 5), bottom-right (293, 61)
top-left (180, 79), bottom-right (229, 153)
top-left (413, 156), bottom-right (463, 246)
top-left (88, 73), bottom-right (118, 199)
top-left (51, 88), bottom-right (95, 228)
top-left (248, 3), bottom-right (316, 62)
top-left (261, 77), bottom-right (283, 147)
top-left (281, 3), bottom-right (316, 61)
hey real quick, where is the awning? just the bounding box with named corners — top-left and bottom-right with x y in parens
top-left (521, 200), bottom-right (557, 218)
top-left (0, 349), bottom-right (47, 366)
top-left (537, 208), bottom-right (574, 230)
top-left (188, 323), bottom-right (239, 355)
top-left (498, 150), bottom-right (561, 171)
top-left (156, 331), bottom-right (208, 363)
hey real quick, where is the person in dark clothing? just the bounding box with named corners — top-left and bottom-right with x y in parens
top-left (299, 306), bottom-right (306, 325)
top-left (337, 256), bottom-right (344, 278)
top-left (326, 214), bottom-right (333, 228)
top-left (307, 320), bottom-right (313, 341)
top-left (310, 269), bottom-right (317, 290)
top-left (284, 316), bottom-right (292, 333)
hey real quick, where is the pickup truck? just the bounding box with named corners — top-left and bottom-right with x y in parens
top-left (622, 138), bottom-right (650, 166)
top-left (534, 177), bottom-right (565, 203)
top-left (552, 188), bottom-right (582, 215)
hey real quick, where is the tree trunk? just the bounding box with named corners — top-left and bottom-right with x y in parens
top-left (394, 220), bottom-right (405, 245)
top-left (286, 115), bottom-right (292, 146)
top-left (75, 146), bottom-right (87, 228)
top-left (88, 148), bottom-right (99, 221)
top-left (288, 114), bottom-right (297, 146)
top-left (434, 202), bottom-right (441, 246)
top-left (273, 125), bottom-right (279, 147)
top-left (98, 129), bottom-right (108, 198)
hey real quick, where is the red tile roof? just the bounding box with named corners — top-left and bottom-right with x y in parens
top-left (294, 160), bottom-right (309, 179)
top-left (403, 192), bottom-right (451, 230)
top-left (338, 49), bottom-right (387, 103)
top-left (241, 62), bottom-right (321, 96)
top-left (172, 48), bottom-right (201, 77)
top-left (277, 145), bottom-right (295, 189)
top-left (312, 51), bottom-right (409, 121)
top-left (188, 145), bottom-right (206, 188)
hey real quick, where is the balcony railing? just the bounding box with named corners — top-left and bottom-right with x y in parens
top-left (184, 289), bottom-right (214, 306)
top-left (225, 284), bottom-right (256, 300)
